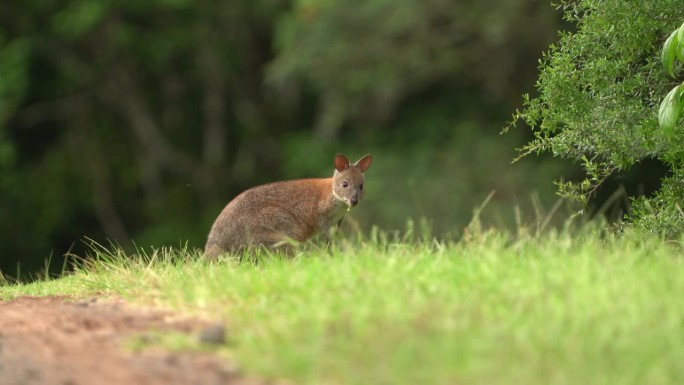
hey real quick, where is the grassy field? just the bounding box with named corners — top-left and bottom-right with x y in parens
top-left (2, 226), bottom-right (684, 385)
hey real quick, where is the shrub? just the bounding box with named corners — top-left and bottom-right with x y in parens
top-left (509, 0), bottom-right (684, 235)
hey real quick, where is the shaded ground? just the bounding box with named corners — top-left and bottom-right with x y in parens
top-left (0, 296), bottom-right (263, 385)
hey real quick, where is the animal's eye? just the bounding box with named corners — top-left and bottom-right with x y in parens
top-left (360, 184), bottom-right (364, 190)
top-left (342, 182), bottom-right (349, 188)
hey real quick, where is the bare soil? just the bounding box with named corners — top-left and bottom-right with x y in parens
top-left (0, 296), bottom-right (264, 385)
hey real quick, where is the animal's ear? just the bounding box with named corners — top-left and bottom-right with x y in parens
top-left (354, 154), bottom-right (373, 173)
top-left (334, 153), bottom-right (351, 172)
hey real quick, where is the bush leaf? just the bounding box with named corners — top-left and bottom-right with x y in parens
top-left (662, 30), bottom-right (679, 77)
top-left (677, 23), bottom-right (684, 63)
top-left (659, 84), bottom-right (684, 135)
top-left (678, 22), bottom-right (684, 49)
top-left (678, 44), bottom-right (684, 64)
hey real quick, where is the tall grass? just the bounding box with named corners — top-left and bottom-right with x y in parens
top-left (2, 225), bottom-right (684, 385)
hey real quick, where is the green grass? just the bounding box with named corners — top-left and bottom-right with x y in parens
top-left (2, 227), bottom-right (684, 385)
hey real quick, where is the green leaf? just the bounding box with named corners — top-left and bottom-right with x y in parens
top-left (659, 84), bottom-right (684, 135)
top-left (662, 30), bottom-right (679, 77)
top-left (678, 22), bottom-right (684, 48)
top-left (677, 23), bottom-right (684, 63)
top-left (678, 43), bottom-right (684, 64)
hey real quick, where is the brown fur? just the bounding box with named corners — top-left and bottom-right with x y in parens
top-left (204, 154), bottom-right (372, 258)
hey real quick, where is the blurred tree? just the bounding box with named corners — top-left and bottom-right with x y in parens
top-left (268, 0), bottom-right (559, 142)
top-left (0, 0), bottom-right (291, 277)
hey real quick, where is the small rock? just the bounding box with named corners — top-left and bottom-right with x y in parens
top-left (73, 298), bottom-right (97, 307)
top-left (137, 333), bottom-right (157, 344)
top-left (198, 324), bottom-right (227, 345)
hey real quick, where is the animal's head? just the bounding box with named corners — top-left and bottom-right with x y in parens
top-left (332, 153), bottom-right (373, 208)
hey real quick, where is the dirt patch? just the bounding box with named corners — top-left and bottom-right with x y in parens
top-left (0, 296), bottom-right (263, 385)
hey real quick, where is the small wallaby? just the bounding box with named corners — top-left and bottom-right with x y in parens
top-left (204, 153), bottom-right (373, 258)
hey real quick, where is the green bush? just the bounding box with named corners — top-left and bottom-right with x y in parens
top-left (509, 0), bottom-right (684, 235)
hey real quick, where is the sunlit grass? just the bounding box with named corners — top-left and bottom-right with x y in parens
top-left (2, 225), bottom-right (684, 385)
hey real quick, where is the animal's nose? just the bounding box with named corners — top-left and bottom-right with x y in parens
top-left (350, 197), bottom-right (359, 206)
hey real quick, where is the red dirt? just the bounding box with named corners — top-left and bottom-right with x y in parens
top-left (0, 296), bottom-right (264, 385)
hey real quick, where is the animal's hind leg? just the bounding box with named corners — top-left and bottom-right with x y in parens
top-left (204, 243), bottom-right (226, 260)
top-left (245, 227), bottom-right (298, 256)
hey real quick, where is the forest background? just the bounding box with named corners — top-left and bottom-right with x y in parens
top-left (0, 0), bottom-right (665, 278)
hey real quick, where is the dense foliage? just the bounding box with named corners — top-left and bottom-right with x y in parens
top-left (509, 0), bottom-right (684, 234)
